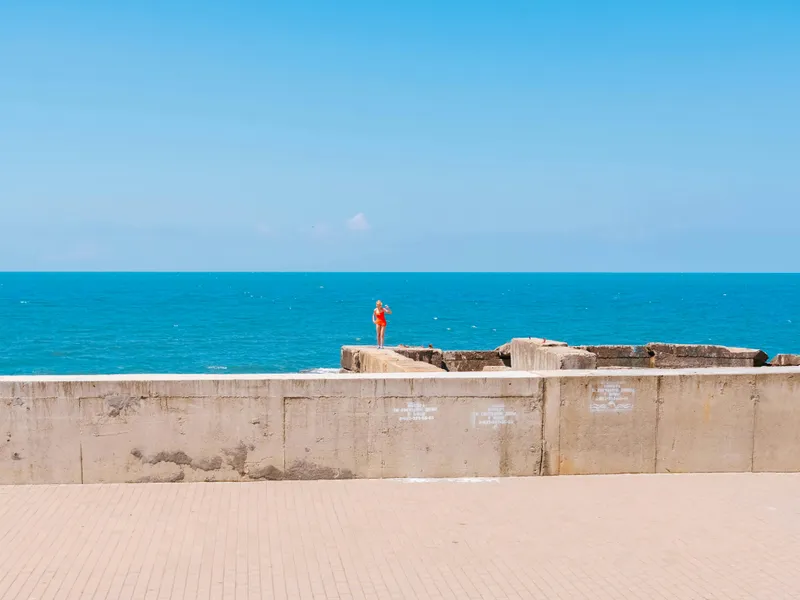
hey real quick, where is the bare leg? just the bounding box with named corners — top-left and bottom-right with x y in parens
top-left (376, 324), bottom-right (381, 347)
top-left (379, 325), bottom-right (386, 348)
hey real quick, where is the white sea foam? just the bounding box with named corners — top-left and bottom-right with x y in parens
top-left (301, 368), bottom-right (342, 374)
top-left (207, 366), bottom-right (228, 370)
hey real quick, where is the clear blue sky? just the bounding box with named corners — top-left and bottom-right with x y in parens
top-left (1, 1), bottom-right (798, 271)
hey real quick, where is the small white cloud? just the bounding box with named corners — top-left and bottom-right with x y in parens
top-left (347, 213), bottom-right (370, 231)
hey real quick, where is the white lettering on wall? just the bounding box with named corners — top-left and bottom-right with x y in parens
top-left (590, 382), bottom-right (635, 413)
top-left (394, 402), bottom-right (437, 422)
top-left (471, 404), bottom-right (517, 428)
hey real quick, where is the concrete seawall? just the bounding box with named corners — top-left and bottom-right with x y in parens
top-left (2, 368), bottom-right (800, 484)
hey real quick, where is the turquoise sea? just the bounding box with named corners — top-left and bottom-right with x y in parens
top-left (1, 273), bottom-right (798, 375)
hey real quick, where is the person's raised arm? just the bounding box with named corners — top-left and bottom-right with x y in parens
top-left (384, 306), bottom-right (392, 314)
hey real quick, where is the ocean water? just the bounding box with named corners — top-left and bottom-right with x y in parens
top-left (1, 273), bottom-right (798, 375)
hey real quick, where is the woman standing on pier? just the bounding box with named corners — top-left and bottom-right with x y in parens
top-left (373, 300), bottom-right (392, 349)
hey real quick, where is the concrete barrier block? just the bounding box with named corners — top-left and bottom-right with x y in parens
top-left (550, 374), bottom-right (658, 475)
top-left (79, 381), bottom-right (284, 483)
top-left (0, 383), bottom-right (82, 484)
top-left (656, 373), bottom-right (757, 473)
top-left (753, 372), bottom-right (800, 472)
top-left (363, 386), bottom-right (543, 478)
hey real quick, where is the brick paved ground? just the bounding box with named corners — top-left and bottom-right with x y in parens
top-left (0, 474), bottom-right (798, 599)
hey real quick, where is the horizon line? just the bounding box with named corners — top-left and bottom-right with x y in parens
top-left (1, 271), bottom-right (799, 276)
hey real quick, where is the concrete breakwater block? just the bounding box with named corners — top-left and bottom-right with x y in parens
top-left (511, 338), bottom-right (596, 371)
top-left (645, 343), bottom-right (768, 368)
top-left (347, 347), bottom-right (445, 374)
top-left (576, 343), bottom-right (770, 369)
top-left (442, 350), bottom-right (506, 372)
top-left (392, 346), bottom-right (445, 369)
top-left (341, 346), bottom-right (362, 372)
top-left (770, 354), bottom-right (800, 367)
top-left (496, 339), bottom-right (564, 358)
top-left (577, 345), bottom-right (652, 368)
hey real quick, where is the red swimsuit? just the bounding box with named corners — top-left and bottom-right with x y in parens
top-left (375, 308), bottom-right (387, 326)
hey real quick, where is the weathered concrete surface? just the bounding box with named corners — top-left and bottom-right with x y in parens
top-left (343, 346), bottom-right (445, 373)
top-left (442, 350), bottom-right (505, 372)
top-left (483, 365), bottom-right (512, 372)
top-left (578, 343), bottom-right (770, 369)
top-left (4, 368), bottom-right (800, 484)
top-left (495, 342), bottom-right (512, 358)
top-left (358, 348), bottom-right (444, 373)
top-left (280, 374), bottom-right (542, 479)
top-left (770, 354), bottom-right (800, 366)
top-left (392, 346), bottom-right (445, 369)
top-left (578, 345), bottom-right (653, 368)
top-left (753, 372), bottom-right (800, 472)
top-left (1, 372), bottom-right (544, 483)
top-left (78, 379), bottom-right (284, 483)
top-left (546, 372), bottom-right (658, 475)
top-left (351, 346), bottom-right (507, 373)
top-left (340, 345), bottom-right (362, 372)
top-left (511, 338), bottom-right (596, 371)
top-left (362, 376), bottom-right (542, 478)
top-left (656, 373), bottom-right (757, 473)
top-left (647, 343), bottom-right (768, 368)
top-left (0, 383), bottom-right (82, 484)
top-left (284, 395), bottom-right (357, 480)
